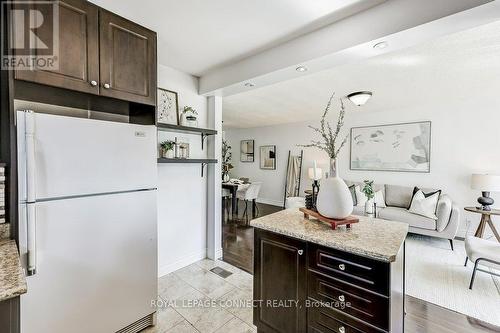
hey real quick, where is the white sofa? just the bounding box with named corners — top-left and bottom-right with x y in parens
top-left (346, 181), bottom-right (460, 250)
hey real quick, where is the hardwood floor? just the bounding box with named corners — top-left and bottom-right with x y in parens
top-left (222, 200), bottom-right (281, 273)
top-left (220, 202), bottom-right (500, 332)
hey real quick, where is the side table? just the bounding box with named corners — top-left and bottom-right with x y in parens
top-left (464, 207), bottom-right (500, 242)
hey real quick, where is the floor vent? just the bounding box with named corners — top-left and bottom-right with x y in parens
top-left (116, 313), bottom-right (155, 333)
top-left (210, 266), bottom-right (233, 278)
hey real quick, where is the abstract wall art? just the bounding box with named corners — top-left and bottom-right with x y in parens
top-left (350, 121), bottom-right (431, 172)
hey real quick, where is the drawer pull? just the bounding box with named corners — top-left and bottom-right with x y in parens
top-left (339, 326), bottom-right (345, 333)
top-left (338, 264), bottom-right (345, 271)
top-left (338, 295), bottom-right (345, 302)
top-left (298, 249), bottom-right (304, 256)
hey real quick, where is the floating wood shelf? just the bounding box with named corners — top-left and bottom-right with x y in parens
top-left (157, 124), bottom-right (217, 149)
top-left (157, 158), bottom-right (217, 176)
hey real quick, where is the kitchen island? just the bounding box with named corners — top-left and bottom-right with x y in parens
top-left (250, 209), bottom-right (408, 333)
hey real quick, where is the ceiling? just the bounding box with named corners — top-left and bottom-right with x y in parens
top-left (222, 20), bottom-right (500, 128)
top-left (89, 0), bottom-right (378, 76)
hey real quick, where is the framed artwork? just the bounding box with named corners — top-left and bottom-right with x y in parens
top-left (240, 140), bottom-right (254, 162)
top-left (260, 145), bottom-right (276, 170)
top-left (157, 88), bottom-right (179, 125)
top-left (350, 121), bottom-right (431, 173)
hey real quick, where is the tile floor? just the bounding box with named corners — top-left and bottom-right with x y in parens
top-left (143, 259), bottom-right (255, 333)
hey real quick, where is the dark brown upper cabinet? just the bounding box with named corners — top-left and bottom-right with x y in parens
top-left (13, 0), bottom-right (156, 106)
top-left (99, 10), bottom-right (156, 105)
top-left (14, 0), bottom-right (100, 95)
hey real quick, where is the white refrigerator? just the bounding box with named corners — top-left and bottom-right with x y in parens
top-left (17, 110), bottom-right (158, 333)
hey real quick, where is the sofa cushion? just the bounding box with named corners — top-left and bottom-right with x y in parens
top-left (385, 184), bottom-right (413, 208)
top-left (378, 207), bottom-right (436, 230)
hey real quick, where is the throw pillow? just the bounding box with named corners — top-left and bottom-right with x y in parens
top-left (348, 185), bottom-right (357, 206)
top-left (408, 187), bottom-right (441, 209)
top-left (408, 188), bottom-right (441, 220)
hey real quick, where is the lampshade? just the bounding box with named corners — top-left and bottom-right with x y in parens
top-left (347, 91), bottom-right (372, 106)
top-left (308, 168), bottom-right (323, 180)
top-left (471, 174), bottom-right (500, 191)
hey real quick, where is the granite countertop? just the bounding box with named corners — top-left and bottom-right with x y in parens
top-left (0, 239), bottom-right (27, 301)
top-left (250, 209), bottom-right (408, 262)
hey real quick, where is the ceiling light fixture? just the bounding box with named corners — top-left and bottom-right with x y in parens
top-left (296, 66), bottom-right (308, 72)
top-left (373, 41), bottom-right (388, 50)
top-left (244, 82), bottom-right (255, 87)
top-left (347, 91), bottom-right (372, 106)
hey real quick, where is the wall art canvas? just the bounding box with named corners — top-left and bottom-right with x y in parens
top-left (157, 88), bottom-right (179, 125)
top-left (240, 140), bottom-right (255, 162)
top-left (260, 145), bottom-right (276, 170)
top-left (350, 121), bottom-right (431, 172)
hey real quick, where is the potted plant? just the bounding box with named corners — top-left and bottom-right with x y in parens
top-left (181, 106), bottom-right (198, 127)
top-left (362, 180), bottom-right (376, 216)
top-left (299, 92), bottom-right (352, 219)
top-left (222, 139), bottom-right (233, 182)
top-left (160, 140), bottom-right (175, 158)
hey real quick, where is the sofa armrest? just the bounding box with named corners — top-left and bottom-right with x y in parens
top-left (439, 204), bottom-right (460, 239)
top-left (436, 195), bottom-right (452, 232)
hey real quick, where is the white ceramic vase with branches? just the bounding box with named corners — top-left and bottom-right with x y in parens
top-left (299, 92), bottom-right (353, 219)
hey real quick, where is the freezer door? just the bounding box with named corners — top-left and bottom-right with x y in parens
top-left (17, 111), bottom-right (157, 200)
top-left (20, 190), bottom-right (157, 333)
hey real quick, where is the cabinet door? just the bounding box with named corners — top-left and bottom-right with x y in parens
top-left (14, 0), bottom-right (99, 94)
top-left (254, 230), bottom-right (307, 333)
top-left (99, 10), bottom-right (156, 105)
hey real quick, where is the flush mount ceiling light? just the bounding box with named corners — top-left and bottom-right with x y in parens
top-left (296, 66), bottom-right (308, 72)
top-left (373, 41), bottom-right (388, 50)
top-left (244, 82), bottom-right (255, 87)
top-left (347, 91), bottom-right (372, 106)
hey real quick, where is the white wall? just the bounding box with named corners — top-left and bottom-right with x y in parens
top-left (157, 65), bottom-right (209, 276)
top-left (225, 94), bottom-right (500, 238)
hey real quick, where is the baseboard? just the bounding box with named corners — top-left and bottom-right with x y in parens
top-left (256, 198), bottom-right (283, 207)
top-left (158, 248), bottom-right (207, 277)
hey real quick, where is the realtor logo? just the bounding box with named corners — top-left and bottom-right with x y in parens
top-left (1, 1), bottom-right (59, 70)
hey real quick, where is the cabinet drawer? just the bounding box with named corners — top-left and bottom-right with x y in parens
top-left (308, 244), bottom-right (389, 295)
top-left (308, 307), bottom-right (378, 333)
top-left (308, 270), bottom-right (389, 331)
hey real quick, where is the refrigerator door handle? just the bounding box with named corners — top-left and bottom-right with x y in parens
top-left (25, 110), bottom-right (37, 275)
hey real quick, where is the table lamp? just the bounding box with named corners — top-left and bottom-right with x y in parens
top-left (471, 174), bottom-right (500, 211)
top-left (308, 162), bottom-right (323, 209)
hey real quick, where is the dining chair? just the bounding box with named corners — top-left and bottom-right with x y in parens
top-left (236, 182), bottom-right (262, 220)
top-left (222, 188), bottom-right (232, 218)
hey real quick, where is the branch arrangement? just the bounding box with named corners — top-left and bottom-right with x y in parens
top-left (299, 92), bottom-right (349, 159)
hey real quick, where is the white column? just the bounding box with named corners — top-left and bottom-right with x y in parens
top-left (206, 96), bottom-right (222, 260)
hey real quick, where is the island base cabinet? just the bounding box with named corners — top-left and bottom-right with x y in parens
top-left (253, 230), bottom-right (307, 333)
top-left (253, 229), bottom-right (405, 333)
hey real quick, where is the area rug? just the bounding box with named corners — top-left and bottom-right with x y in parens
top-left (405, 234), bottom-right (500, 327)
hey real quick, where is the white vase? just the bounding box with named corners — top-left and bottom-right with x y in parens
top-left (166, 149), bottom-right (174, 158)
top-left (365, 198), bottom-right (374, 214)
top-left (316, 158), bottom-right (353, 219)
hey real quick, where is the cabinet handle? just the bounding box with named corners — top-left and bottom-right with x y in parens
top-left (103, 83), bottom-right (110, 89)
top-left (339, 326), bottom-right (345, 333)
top-left (338, 264), bottom-right (345, 271)
top-left (90, 80), bottom-right (97, 86)
top-left (297, 249), bottom-right (303, 256)
top-left (338, 295), bottom-right (345, 302)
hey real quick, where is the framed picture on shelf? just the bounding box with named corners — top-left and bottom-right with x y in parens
top-left (260, 145), bottom-right (276, 170)
top-left (240, 139), bottom-right (254, 162)
top-left (350, 121), bottom-right (431, 173)
top-left (157, 88), bottom-right (179, 125)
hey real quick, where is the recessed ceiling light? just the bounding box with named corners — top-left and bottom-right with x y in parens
top-left (296, 66), bottom-right (308, 72)
top-left (244, 82), bottom-right (255, 87)
top-left (373, 41), bottom-right (388, 50)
